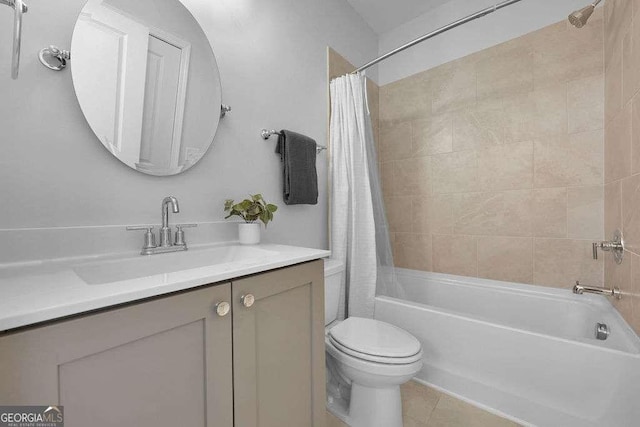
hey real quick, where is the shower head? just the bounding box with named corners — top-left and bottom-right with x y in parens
top-left (568, 5), bottom-right (594, 28)
top-left (568, 0), bottom-right (601, 28)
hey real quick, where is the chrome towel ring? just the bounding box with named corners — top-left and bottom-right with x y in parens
top-left (38, 46), bottom-right (70, 71)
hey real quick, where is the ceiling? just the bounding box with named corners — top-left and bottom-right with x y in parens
top-left (346, 0), bottom-right (454, 34)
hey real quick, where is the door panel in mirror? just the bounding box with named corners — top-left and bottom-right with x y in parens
top-left (140, 36), bottom-right (187, 173)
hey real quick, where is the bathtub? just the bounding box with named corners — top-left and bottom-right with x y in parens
top-left (374, 269), bottom-right (640, 427)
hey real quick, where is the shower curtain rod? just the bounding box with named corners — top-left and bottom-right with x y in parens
top-left (352, 0), bottom-right (524, 73)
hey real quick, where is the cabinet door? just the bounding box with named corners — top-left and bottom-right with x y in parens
top-left (232, 260), bottom-right (325, 427)
top-left (0, 284), bottom-right (233, 427)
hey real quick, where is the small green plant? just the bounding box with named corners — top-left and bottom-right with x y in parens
top-left (224, 194), bottom-right (278, 227)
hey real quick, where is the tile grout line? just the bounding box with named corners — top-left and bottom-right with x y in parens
top-left (424, 392), bottom-right (442, 425)
top-left (476, 235), bottom-right (479, 279)
top-left (566, 186), bottom-right (569, 241)
top-left (532, 235), bottom-right (536, 285)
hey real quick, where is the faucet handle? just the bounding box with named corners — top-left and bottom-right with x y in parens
top-left (176, 224), bottom-right (197, 229)
top-left (126, 225), bottom-right (153, 231)
top-left (126, 226), bottom-right (156, 250)
top-left (592, 229), bottom-right (625, 264)
top-left (175, 224), bottom-right (197, 247)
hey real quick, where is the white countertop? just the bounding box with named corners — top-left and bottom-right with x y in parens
top-left (0, 243), bottom-right (330, 332)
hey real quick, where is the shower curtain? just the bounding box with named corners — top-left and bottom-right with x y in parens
top-left (330, 73), bottom-right (398, 319)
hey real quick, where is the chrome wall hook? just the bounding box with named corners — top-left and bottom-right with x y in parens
top-left (38, 46), bottom-right (70, 71)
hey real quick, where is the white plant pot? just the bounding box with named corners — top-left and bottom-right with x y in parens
top-left (238, 223), bottom-right (261, 245)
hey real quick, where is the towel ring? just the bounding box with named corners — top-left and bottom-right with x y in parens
top-left (38, 45), bottom-right (70, 71)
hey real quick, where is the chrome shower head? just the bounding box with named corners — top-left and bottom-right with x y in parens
top-left (568, 0), bottom-right (601, 28)
top-left (568, 5), bottom-right (594, 28)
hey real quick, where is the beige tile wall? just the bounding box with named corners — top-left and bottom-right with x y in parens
top-left (604, 0), bottom-right (640, 334)
top-left (380, 12), bottom-right (606, 289)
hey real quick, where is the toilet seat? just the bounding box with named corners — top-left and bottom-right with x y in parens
top-left (328, 336), bottom-right (422, 365)
top-left (328, 317), bottom-right (422, 365)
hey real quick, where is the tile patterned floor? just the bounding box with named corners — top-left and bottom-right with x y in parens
top-left (326, 380), bottom-right (520, 427)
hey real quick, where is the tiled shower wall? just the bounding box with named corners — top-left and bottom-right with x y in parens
top-left (379, 12), bottom-right (606, 288)
top-left (604, 0), bottom-right (640, 333)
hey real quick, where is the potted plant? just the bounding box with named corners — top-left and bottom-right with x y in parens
top-left (224, 194), bottom-right (278, 245)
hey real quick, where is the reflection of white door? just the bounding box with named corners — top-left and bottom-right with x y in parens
top-left (72, 0), bottom-right (148, 166)
top-left (139, 36), bottom-right (183, 170)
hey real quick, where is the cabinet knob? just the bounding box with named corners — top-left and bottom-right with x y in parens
top-left (241, 294), bottom-right (255, 308)
top-left (215, 301), bottom-right (230, 317)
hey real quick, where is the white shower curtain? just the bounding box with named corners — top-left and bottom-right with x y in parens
top-left (329, 73), bottom-right (378, 319)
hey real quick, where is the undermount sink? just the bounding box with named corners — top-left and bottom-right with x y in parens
top-left (74, 245), bottom-right (278, 285)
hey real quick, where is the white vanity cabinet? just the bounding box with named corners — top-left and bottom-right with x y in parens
top-left (0, 260), bottom-right (325, 427)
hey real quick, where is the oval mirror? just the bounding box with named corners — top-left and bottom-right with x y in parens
top-left (71, 0), bottom-right (222, 176)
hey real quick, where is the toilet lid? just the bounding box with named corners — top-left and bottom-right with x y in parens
top-left (328, 335), bottom-right (423, 365)
top-left (328, 317), bottom-right (421, 359)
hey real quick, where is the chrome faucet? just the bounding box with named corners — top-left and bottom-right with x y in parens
top-left (573, 281), bottom-right (621, 299)
top-left (160, 196), bottom-right (179, 247)
top-left (127, 196), bottom-right (197, 255)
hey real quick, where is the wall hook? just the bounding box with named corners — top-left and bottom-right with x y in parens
top-left (38, 45), bottom-right (70, 71)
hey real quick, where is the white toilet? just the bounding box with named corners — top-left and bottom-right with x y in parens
top-left (324, 259), bottom-right (423, 427)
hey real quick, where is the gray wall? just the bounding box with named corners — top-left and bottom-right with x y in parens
top-left (0, 0), bottom-right (377, 251)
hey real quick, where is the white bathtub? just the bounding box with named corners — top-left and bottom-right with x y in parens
top-left (374, 269), bottom-right (640, 427)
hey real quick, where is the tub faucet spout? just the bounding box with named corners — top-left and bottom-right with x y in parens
top-left (573, 281), bottom-right (621, 299)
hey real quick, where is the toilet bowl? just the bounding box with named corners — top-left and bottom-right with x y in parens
top-left (323, 259), bottom-right (423, 427)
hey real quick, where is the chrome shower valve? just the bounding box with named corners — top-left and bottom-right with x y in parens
top-left (592, 229), bottom-right (624, 265)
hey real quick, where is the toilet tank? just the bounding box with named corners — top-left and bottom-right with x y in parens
top-left (324, 259), bottom-right (345, 326)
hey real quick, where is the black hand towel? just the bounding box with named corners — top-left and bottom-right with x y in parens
top-left (275, 130), bottom-right (318, 205)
